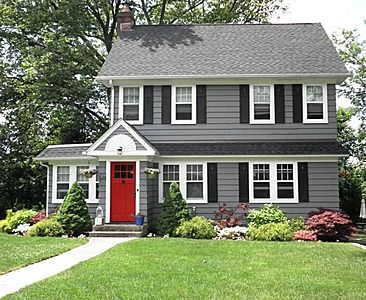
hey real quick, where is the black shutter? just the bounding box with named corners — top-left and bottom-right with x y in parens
top-left (196, 85), bottom-right (207, 123)
top-left (143, 86), bottom-right (153, 124)
top-left (239, 163), bottom-right (249, 202)
top-left (275, 84), bottom-right (285, 123)
top-left (161, 85), bottom-right (171, 124)
top-left (208, 163), bottom-right (218, 203)
top-left (292, 84), bottom-right (303, 123)
top-left (240, 85), bottom-right (249, 123)
top-left (298, 162), bottom-right (309, 202)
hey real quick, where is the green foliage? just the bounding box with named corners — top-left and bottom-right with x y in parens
top-left (175, 217), bottom-right (216, 239)
top-left (247, 222), bottom-right (293, 241)
top-left (57, 182), bottom-right (91, 236)
top-left (247, 204), bottom-right (287, 227)
top-left (288, 217), bottom-right (305, 233)
top-left (8, 209), bottom-right (37, 231)
top-left (157, 182), bottom-right (191, 236)
top-left (27, 219), bottom-right (64, 237)
top-left (0, 210), bottom-right (14, 233)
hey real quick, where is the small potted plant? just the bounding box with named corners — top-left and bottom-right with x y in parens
top-left (81, 168), bottom-right (97, 178)
top-left (132, 212), bottom-right (145, 226)
top-left (144, 167), bottom-right (160, 179)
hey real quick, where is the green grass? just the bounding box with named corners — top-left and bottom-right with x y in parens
top-left (5, 239), bottom-right (366, 300)
top-left (0, 233), bottom-right (87, 275)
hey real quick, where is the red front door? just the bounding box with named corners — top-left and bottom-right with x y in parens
top-left (111, 162), bottom-right (136, 222)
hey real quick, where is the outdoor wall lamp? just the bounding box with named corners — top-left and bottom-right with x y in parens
top-left (117, 146), bottom-right (123, 155)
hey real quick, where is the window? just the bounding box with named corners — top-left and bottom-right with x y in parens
top-left (95, 166), bottom-right (99, 200)
top-left (77, 166), bottom-right (89, 199)
top-left (186, 164), bottom-right (203, 200)
top-left (120, 86), bottom-right (143, 124)
top-left (56, 166), bottom-right (69, 200)
top-left (253, 164), bottom-right (270, 199)
top-left (277, 164), bottom-right (294, 199)
top-left (160, 162), bottom-right (207, 203)
top-left (250, 162), bottom-right (298, 203)
top-left (303, 85), bottom-right (328, 123)
top-left (162, 165), bottom-right (180, 198)
top-left (172, 86), bottom-right (196, 124)
top-left (250, 85), bottom-right (274, 124)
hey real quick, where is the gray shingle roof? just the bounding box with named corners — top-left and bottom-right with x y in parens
top-left (153, 141), bottom-right (345, 156)
top-left (98, 23), bottom-right (348, 78)
top-left (35, 144), bottom-right (91, 160)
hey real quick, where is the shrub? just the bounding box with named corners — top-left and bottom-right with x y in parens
top-left (8, 209), bottom-right (37, 231)
top-left (57, 182), bottom-right (92, 236)
top-left (213, 203), bottom-right (249, 229)
top-left (288, 217), bottom-right (305, 232)
top-left (294, 230), bottom-right (317, 241)
top-left (0, 210), bottom-right (14, 233)
top-left (175, 217), bottom-right (216, 239)
top-left (28, 219), bottom-right (64, 237)
top-left (215, 226), bottom-right (248, 240)
top-left (31, 210), bottom-right (47, 224)
top-left (157, 182), bottom-right (191, 236)
top-left (247, 222), bottom-right (293, 241)
top-left (305, 209), bottom-right (356, 241)
top-left (247, 204), bottom-right (287, 227)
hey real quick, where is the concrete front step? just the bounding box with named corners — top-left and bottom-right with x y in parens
top-left (89, 231), bottom-right (142, 238)
top-left (93, 224), bottom-right (144, 232)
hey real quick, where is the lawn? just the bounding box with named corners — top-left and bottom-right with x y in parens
top-left (0, 233), bottom-right (87, 275)
top-left (5, 239), bottom-right (366, 300)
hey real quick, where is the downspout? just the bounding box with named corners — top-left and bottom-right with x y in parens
top-left (39, 161), bottom-right (49, 217)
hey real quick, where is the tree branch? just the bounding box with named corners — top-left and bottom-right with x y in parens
top-left (141, 0), bottom-right (153, 25)
top-left (159, 0), bottom-right (168, 25)
top-left (168, 0), bottom-right (205, 24)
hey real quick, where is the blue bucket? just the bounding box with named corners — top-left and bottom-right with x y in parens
top-left (135, 215), bottom-right (145, 226)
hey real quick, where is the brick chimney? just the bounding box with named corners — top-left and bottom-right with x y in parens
top-left (116, 4), bottom-right (135, 36)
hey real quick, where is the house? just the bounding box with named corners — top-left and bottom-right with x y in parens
top-left (35, 5), bottom-right (348, 233)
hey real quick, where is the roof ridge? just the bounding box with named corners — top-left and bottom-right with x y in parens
top-left (134, 22), bottom-right (321, 28)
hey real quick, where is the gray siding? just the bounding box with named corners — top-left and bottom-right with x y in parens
top-left (131, 84), bottom-right (337, 142)
top-left (146, 161), bottom-right (339, 228)
top-left (96, 126), bottom-right (145, 151)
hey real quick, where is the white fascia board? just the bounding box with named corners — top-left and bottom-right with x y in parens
top-left (35, 157), bottom-right (97, 162)
top-left (47, 143), bottom-right (92, 149)
top-left (87, 150), bottom-right (156, 157)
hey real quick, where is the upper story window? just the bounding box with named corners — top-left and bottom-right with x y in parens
top-left (172, 86), bottom-right (196, 124)
top-left (120, 86), bottom-right (143, 125)
top-left (303, 84), bottom-right (328, 123)
top-left (250, 85), bottom-right (275, 124)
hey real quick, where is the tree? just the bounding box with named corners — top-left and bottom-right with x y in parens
top-left (157, 182), bottom-right (191, 236)
top-left (57, 182), bottom-right (92, 236)
top-left (0, 0), bottom-right (286, 215)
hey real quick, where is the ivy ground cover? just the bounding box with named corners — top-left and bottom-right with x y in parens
top-left (5, 238), bottom-right (366, 300)
top-left (0, 233), bottom-right (86, 274)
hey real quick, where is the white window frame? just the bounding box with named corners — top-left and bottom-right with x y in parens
top-left (162, 164), bottom-right (180, 200)
top-left (249, 84), bottom-right (275, 124)
top-left (76, 166), bottom-right (90, 201)
top-left (186, 164), bottom-right (205, 202)
top-left (95, 166), bottom-right (100, 201)
top-left (159, 161), bottom-right (207, 203)
top-left (249, 161), bottom-right (298, 203)
top-left (119, 86), bottom-right (144, 125)
top-left (56, 166), bottom-right (70, 202)
top-left (52, 164), bottom-right (99, 204)
top-left (303, 84), bottom-right (328, 124)
top-left (276, 163), bottom-right (295, 200)
top-left (171, 85), bottom-right (197, 124)
top-left (252, 163), bottom-right (271, 200)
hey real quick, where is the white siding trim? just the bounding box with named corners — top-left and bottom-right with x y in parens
top-left (105, 161), bottom-right (111, 223)
top-left (135, 160), bottom-right (141, 214)
top-left (110, 86), bottom-right (114, 126)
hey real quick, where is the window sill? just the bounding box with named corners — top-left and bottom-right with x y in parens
top-left (250, 120), bottom-right (275, 125)
top-left (124, 119), bottom-right (143, 125)
top-left (303, 119), bottom-right (328, 124)
top-left (250, 199), bottom-right (299, 204)
top-left (171, 120), bottom-right (196, 125)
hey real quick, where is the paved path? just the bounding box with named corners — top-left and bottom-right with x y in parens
top-left (0, 237), bottom-right (135, 298)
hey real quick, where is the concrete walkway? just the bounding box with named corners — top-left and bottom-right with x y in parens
top-left (0, 237), bottom-right (135, 298)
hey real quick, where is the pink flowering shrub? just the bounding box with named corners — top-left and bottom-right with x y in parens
top-left (305, 209), bottom-right (356, 241)
top-left (294, 230), bottom-right (317, 241)
top-left (213, 203), bottom-right (249, 229)
top-left (31, 210), bottom-right (47, 225)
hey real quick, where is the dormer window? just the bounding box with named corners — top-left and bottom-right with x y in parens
top-left (119, 86), bottom-right (143, 125)
top-left (172, 86), bottom-right (196, 124)
top-left (250, 85), bottom-right (275, 124)
top-left (303, 85), bottom-right (328, 123)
